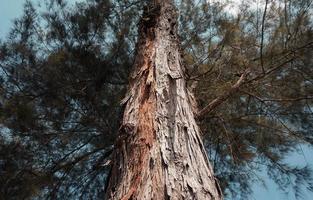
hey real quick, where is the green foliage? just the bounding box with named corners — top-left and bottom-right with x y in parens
top-left (0, 0), bottom-right (312, 199)
top-left (188, 0), bottom-right (313, 199)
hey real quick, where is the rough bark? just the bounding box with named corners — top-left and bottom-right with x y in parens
top-left (105, 1), bottom-right (222, 199)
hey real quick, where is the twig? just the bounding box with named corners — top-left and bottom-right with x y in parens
top-left (260, 0), bottom-right (269, 74)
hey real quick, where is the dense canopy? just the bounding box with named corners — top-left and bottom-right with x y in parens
top-left (0, 0), bottom-right (312, 199)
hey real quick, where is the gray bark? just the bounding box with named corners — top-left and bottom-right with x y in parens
top-left (105, 1), bottom-right (223, 199)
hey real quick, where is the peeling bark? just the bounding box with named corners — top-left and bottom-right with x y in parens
top-left (105, 1), bottom-right (222, 199)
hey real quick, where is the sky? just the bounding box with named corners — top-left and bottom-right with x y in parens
top-left (0, 0), bottom-right (25, 38)
top-left (252, 145), bottom-right (313, 200)
top-left (0, 0), bottom-right (312, 200)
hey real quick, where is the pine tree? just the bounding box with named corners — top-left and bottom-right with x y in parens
top-left (0, 0), bottom-right (312, 199)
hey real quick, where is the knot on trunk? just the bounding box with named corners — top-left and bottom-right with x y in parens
top-left (119, 123), bottom-right (135, 136)
top-left (116, 123), bottom-right (136, 147)
top-left (141, 4), bottom-right (161, 29)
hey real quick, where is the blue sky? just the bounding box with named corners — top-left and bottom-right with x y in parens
top-left (252, 145), bottom-right (313, 200)
top-left (0, 0), bottom-right (25, 38)
top-left (0, 0), bottom-right (312, 199)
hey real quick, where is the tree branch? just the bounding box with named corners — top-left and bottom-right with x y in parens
top-left (260, 0), bottom-right (269, 74)
top-left (196, 41), bottom-right (312, 120)
top-left (196, 68), bottom-right (250, 119)
top-left (241, 89), bottom-right (313, 109)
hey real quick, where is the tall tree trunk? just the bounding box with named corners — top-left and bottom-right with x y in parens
top-left (105, 1), bottom-right (222, 199)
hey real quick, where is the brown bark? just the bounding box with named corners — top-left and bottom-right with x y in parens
top-left (105, 1), bottom-right (222, 199)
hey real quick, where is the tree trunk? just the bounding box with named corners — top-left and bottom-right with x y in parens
top-left (105, 1), bottom-right (222, 199)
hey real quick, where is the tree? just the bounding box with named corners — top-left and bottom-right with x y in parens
top-left (104, 0), bottom-right (221, 199)
top-left (0, 0), bottom-right (312, 199)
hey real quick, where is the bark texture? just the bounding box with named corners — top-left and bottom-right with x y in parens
top-left (105, 1), bottom-right (222, 199)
